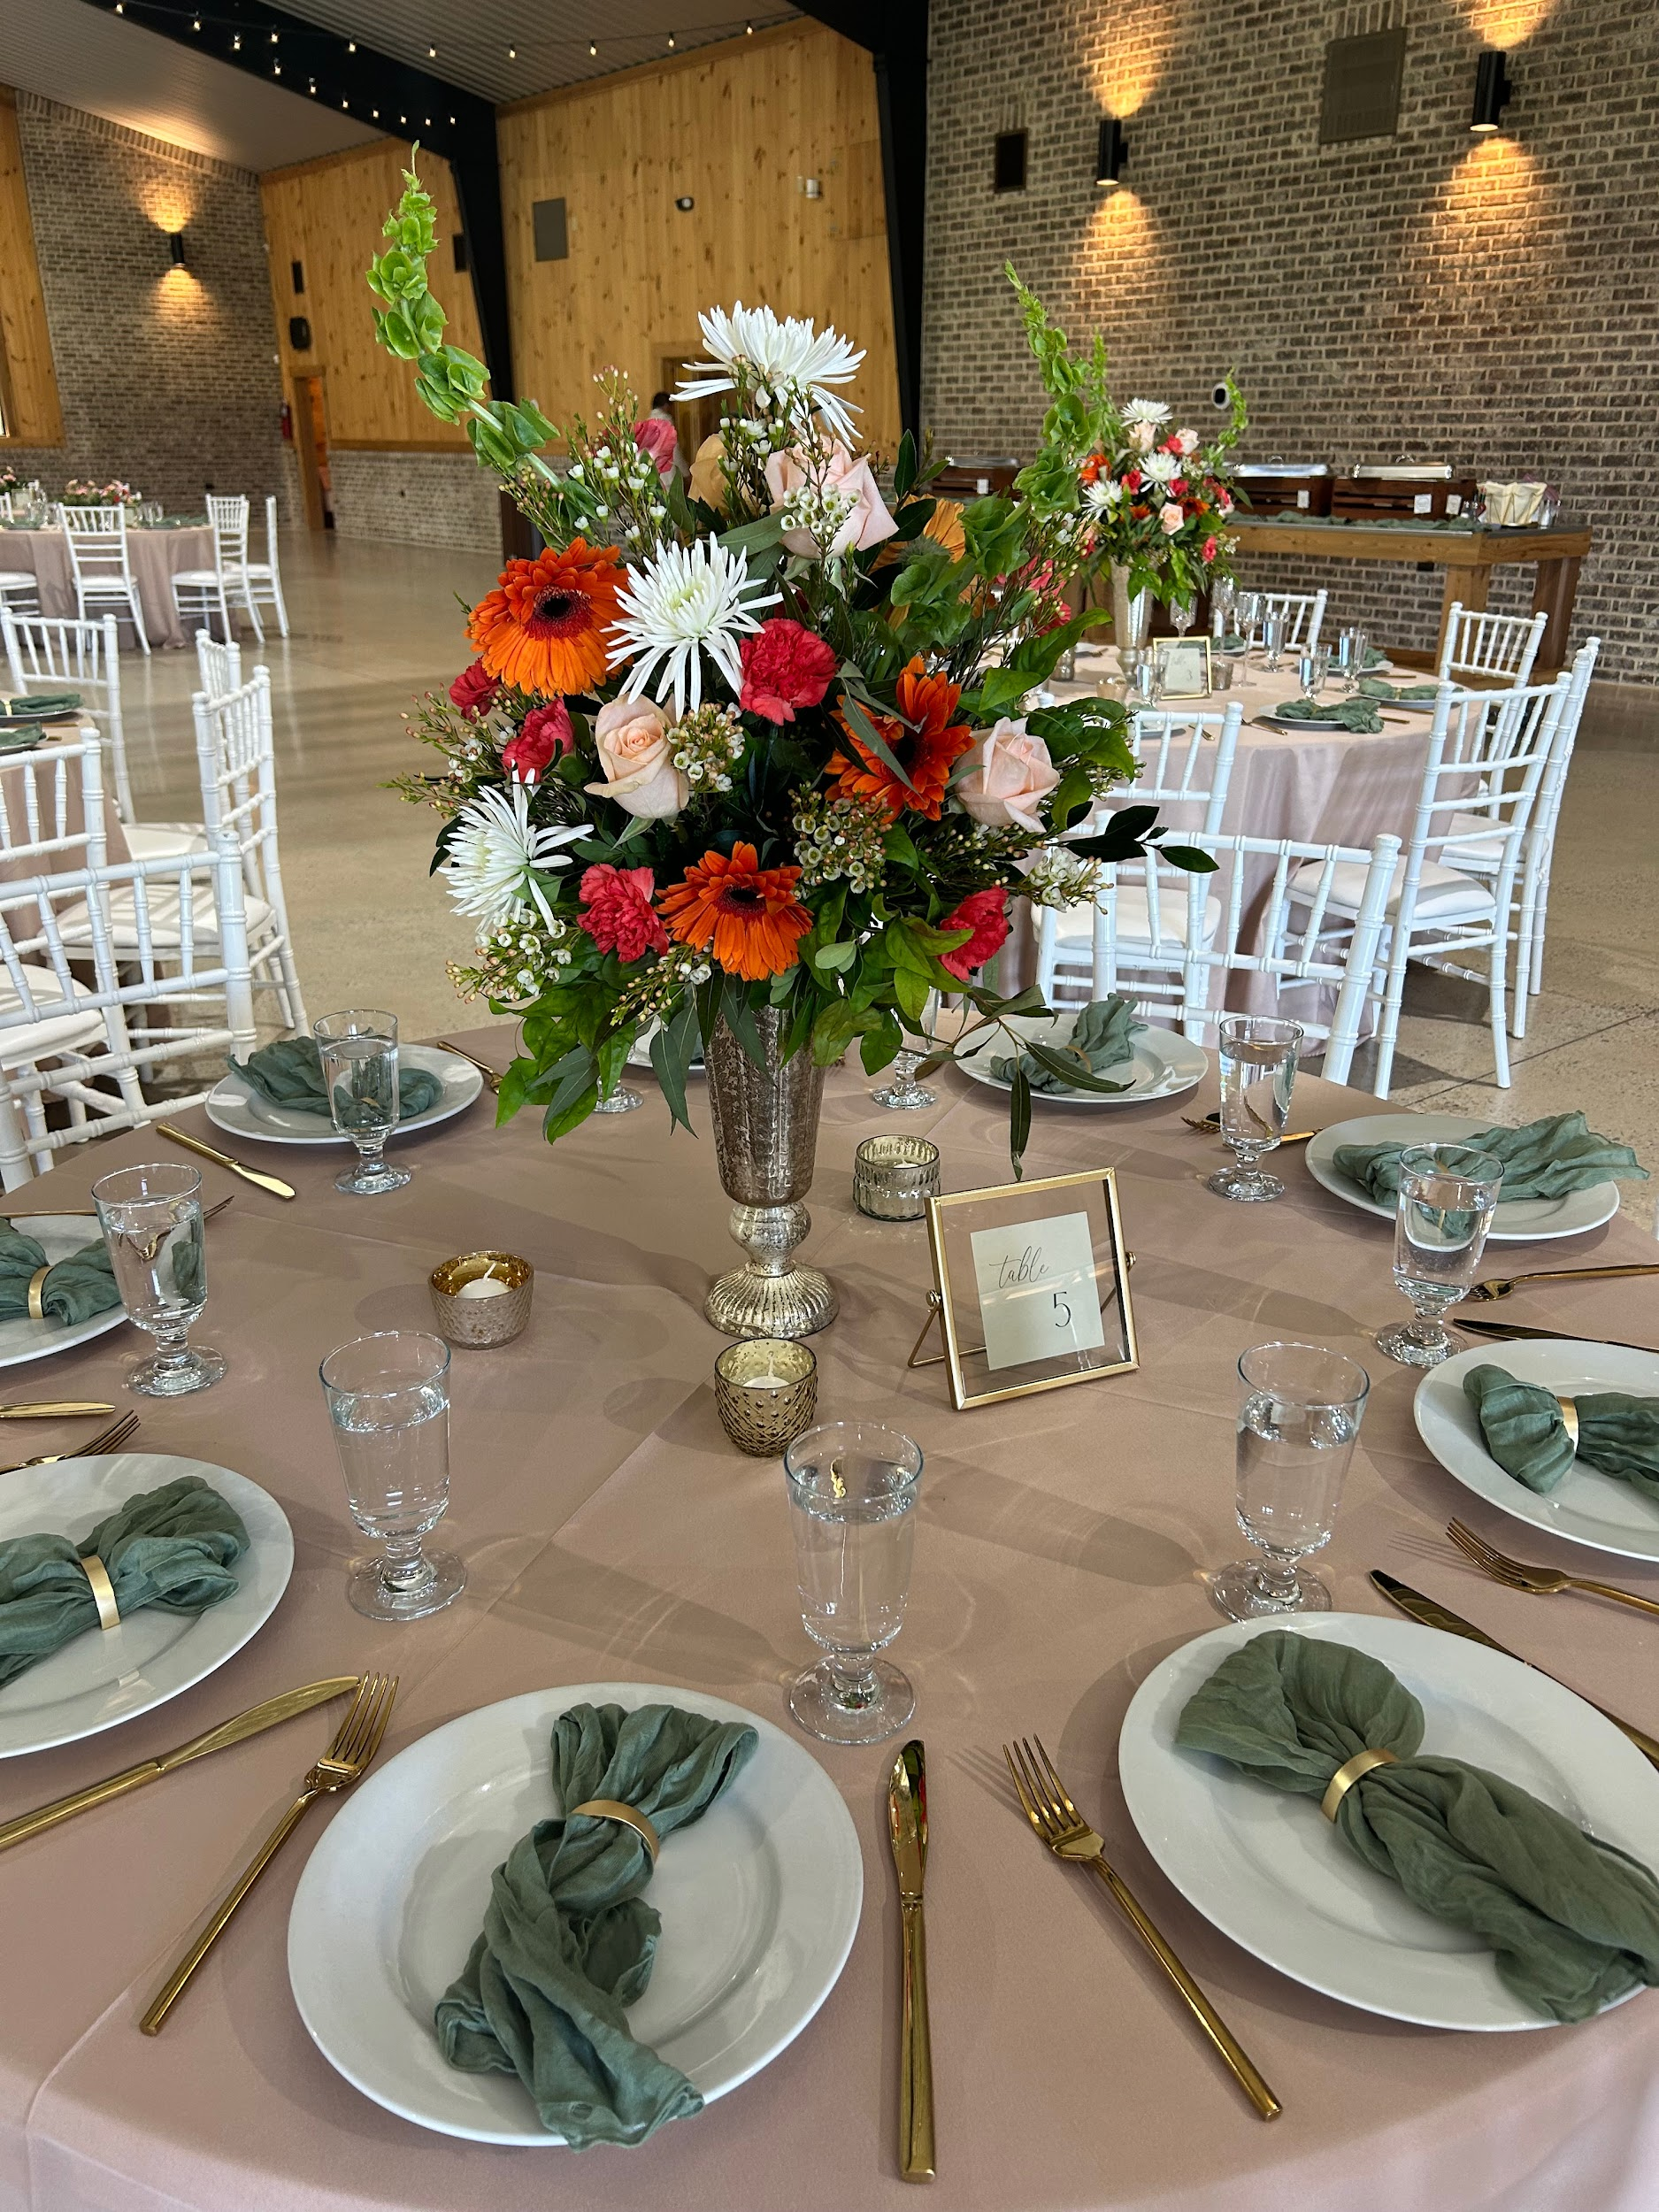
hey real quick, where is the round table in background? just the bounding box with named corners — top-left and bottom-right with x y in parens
top-left (0, 522), bottom-right (215, 649)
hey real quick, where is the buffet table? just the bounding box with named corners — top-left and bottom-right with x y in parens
top-left (3, 1037), bottom-right (1657, 2212)
top-left (0, 523), bottom-right (214, 650)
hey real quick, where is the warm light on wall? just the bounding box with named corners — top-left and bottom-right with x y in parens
top-left (1088, 0), bottom-right (1175, 117)
top-left (1448, 0), bottom-right (1555, 44)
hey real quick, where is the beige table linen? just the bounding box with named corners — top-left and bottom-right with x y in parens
top-left (0, 526), bottom-right (215, 650)
top-left (0, 733), bottom-right (132, 889)
top-left (3, 1035), bottom-right (1658, 2212)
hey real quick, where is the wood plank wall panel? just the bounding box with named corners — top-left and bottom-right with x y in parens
top-left (498, 22), bottom-right (901, 457)
top-left (0, 86), bottom-right (65, 447)
top-left (259, 140), bottom-right (482, 449)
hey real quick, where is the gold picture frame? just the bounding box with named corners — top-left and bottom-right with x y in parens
top-left (911, 1168), bottom-right (1139, 1410)
top-left (1154, 637), bottom-right (1213, 697)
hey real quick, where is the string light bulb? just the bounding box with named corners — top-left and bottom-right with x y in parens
top-left (347, 39), bottom-right (357, 50)
top-left (508, 45), bottom-right (517, 58)
top-left (427, 45), bottom-right (436, 58)
top-left (231, 32), bottom-right (241, 47)
top-left (667, 33), bottom-right (676, 47)
top-left (588, 40), bottom-right (596, 54)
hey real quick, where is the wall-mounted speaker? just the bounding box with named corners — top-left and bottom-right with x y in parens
top-left (288, 315), bottom-right (312, 350)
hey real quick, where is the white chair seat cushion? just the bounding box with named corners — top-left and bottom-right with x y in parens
top-left (55, 881), bottom-right (273, 951)
top-left (0, 572), bottom-right (40, 590)
top-left (125, 820), bottom-right (210, 861)
top-left (1052, 883), bottom-right (1224, 954)
top-left (171, 570), bottom-right (223, 589)
top-left (0, 964), bottom-right (105, 1064)
top-left (1289, 856), bottom-right (1494, 924)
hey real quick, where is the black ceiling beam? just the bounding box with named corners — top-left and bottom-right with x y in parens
top-left (792, 0), bottom-right (927, 442)
top-left (79, 0), bottom-right (514, 399)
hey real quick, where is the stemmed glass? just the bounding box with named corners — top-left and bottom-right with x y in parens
top-left (593, 1071), bottom-right (643, 1116)
top-left (1210, 1340), bottom-right (1371, 1619)
top-left (1237, 590), bottom-right (1262, 652)
top-left (1296, 647), bottom-right (1329, 701)
top-left (1336, 626), bottom-right (1370, 694)
top-left (1126, 653), bottom-right (1162, 709)
top-left (321, 1330), bottom-right (465, 1620)
top-left (783, 1419), bottom-right (923, 1745)
top-left (1210, 579), bottom-right (1237, 640)
top-left (1378, 1144), bottom-right (1504, 1366)
top-left (315, 1009), bottom-right (410, 1194)
top-left (1207, 1016), bottom-right (1303, 1202)
top-left (1170, 598), bottom-right (1195, 639)
top-left (93, 1162), bottom-right (225, 1396)
top-left (1260, 610), bottom-right (1288, 672)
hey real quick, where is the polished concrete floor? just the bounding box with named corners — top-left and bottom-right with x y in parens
top-left (118, 529), bottom-right (1656, 1213)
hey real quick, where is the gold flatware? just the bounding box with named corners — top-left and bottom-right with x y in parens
top-left (140, 1672), bottom-right (397, 2033)
top-left (1002, 1734), bottom-right (1281, 2121)
top-left (0, 1194), bottom-right (234, 1225)
top-left (1467, 1263), bottom-right (1659, 1304)
top-left (0, 1401), bottom-right (115, 1418)
top-left (1445, 1518), bottom-right (1659, 1621)
top-left (0, 1409), bottom-right (138, 1472)
top-left (1453, 1316), bottom-right (1659, 1354)
top-left (157, 1124), bottom-right (296, 1202)
top-left (1182, 1114), bottom-right (1317, 1144)
top-left (1370, 1571), bottom-right (1659, 1770)
top-left (441, 1041), bottom-right (503, 1093)
top-left (887, 1739), bottom-right (935, 2183)
top-left (0, 1677), bottom-right (362, 1854)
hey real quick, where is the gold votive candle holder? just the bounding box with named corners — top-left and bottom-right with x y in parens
top-left (854, 1133), bottom-right (941, 1221)
top-left (714, 1337), bottom-right (818, 1456)
top-left (429, 1250), bottom-right (534, 1348)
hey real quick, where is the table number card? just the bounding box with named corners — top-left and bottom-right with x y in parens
top-left (968, 1210), bottom-right (1107, 1371)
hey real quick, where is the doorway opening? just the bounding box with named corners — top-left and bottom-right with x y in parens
top-left (293, 373), bottom-right (334, 530)
top-left (658, 349), bottom-right (718, 480)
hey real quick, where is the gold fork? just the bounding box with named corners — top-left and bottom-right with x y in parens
top-left (139, 1671), bottom-right (397, 2033)
top-left (441, 1041), bottom-right (503, 1093)
top-left (1446, 1518), bottom-right (1659, 1620)
top-left (1, 1409), bottom-right (139, 1473)
top-left (1182, 1115), bottom-right (1317, 1144)
top-left (1003, 1735), bottom-right (1281, 2121)
top-left (1465, 1263), bottom-right (1659, 1303)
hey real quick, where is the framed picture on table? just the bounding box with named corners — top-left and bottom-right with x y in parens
top-left (1154, 639), bottom-right (1213, 697)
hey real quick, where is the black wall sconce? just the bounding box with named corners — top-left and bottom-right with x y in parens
top-left (166, 230), bottom-right (188, 267)
top-left (1470, 50), bottom-right (1512, 133)
top-left (1096, 116), bottom-right (1128, 187)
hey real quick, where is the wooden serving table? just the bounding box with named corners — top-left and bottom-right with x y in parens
top-left (1230, 518), bottom-right (1592, 672)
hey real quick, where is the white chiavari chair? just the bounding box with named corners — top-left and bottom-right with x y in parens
top-left (59, 505), bottom-right (149, 652)
top-left (172, 495), bottom-right (263, 645)
top-left (226, 494), bottom-right (289, 638)
top-left (195, 627), bottom-right (242, 702)
top-left (1258, 588), bottom-right (1327, 650)
top-left (191, 668), bottom-right (305, 1030)
top-left (2, 609), bottom-right (134, 821)
top-left (1437, 601), bottom-right (1548, 689)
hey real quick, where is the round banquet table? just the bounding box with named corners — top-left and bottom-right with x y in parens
top-left (4, 1034), bottom-right (1658, 2212)
top-left (0, 522), bottom-right (215, 649)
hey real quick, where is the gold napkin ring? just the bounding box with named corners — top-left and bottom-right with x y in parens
top-left (1321, 1747), bottom-right (1396, 1822)
top-left (569, 1797), bottom-right (660, 1865)
top-left (26, 1265), bottom-right (49, 1320)
top-left (80, 1553), bottom-right (120, 1632)
top-left (1557, 1396), bottom-right (1580, 1455)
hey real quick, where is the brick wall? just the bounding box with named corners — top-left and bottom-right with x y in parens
top-left (4, 95), bottom-right (283, 512)
top-left (327, 450), bottom-right (503, 557)
top-left (921, 0), bottom-right (1659, 681)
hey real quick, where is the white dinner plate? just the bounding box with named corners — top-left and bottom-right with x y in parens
top-left (0, 1215), bottom-right (129, 1371)
top-left (1416, 1339), bottom-right (1659, 1562)
top-left (205, 1044), bottom-right (482, 1146)
top-left (0, 1452), bottom-right (292, 1757)
top-left (1306, 1114), bottom-right (1620, 1243)
top-left (1118, 1611), bottom-right (1659, 2030)
top-left (288, 1681), bottom-right (864, 2145)
top-left (956, 1013), bottom-right (1208, 1107)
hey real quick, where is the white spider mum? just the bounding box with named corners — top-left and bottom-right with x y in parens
top-left (1141, 449), bottom-right (1180, 484)
top-left (609, 537), bottom-right (780, 718)
top-left (440, 783), bottom-right (587, 934)
top-left (1082, 476), bottom-right (1124, 511)
top-left (1122, 397), bottom-right (1171, 426)
top-left (675, 302), bottom-right (865, 441)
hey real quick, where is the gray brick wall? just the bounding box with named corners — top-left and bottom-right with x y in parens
top-left (327, 450), bottom-right (503, 556)
top-left (5, 95), bottom-right (284, 513)
top-left (921, 0), bottom-right (1659, 681)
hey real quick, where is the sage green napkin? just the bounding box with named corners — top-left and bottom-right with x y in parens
top-left (1333, 1111), bottom-right (1647, 1207)
top-left (1176, 1630), bottom-right (1659, 2022)
top-left (990, 995), bottom-right (1145, 1092)
top-left (227, 1038), bottom-right (442, 1119)
top-left (0, 1476), bottom-right (250, 1689)
top-left (435, 1701), bottom-right (758, 2147)
top-left (1357, 676), bottom-right (1441, 703)
top-left (1463, 1363), bottom-right (1659, 1503)
top-left (1270, 695), bottom-right (1384, 733)
top-left (0, 1222), bottom-right (119, 1325)
top-left (0, 693), bottom-right (81, 719)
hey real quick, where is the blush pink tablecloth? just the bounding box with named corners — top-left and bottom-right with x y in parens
top-left (0, 525), bottom-right (215, 650)
top-left (2, 1038), bottom-right (1657, 2212)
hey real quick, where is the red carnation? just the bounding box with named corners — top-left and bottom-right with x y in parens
top-left (739, 618), bottom-right (838, 725)
top-left (633, 418), bottom-right (678, 480)
top-left (502, 698), bottom-right (574, 783)
top-left (1163, 435), bottom-right (1184, 454)
top-left (1123, 470), bottom-right (1142, 493)
top-left (449, 659), bottom-right (499, 717)
top-left (1170, 477), bottom-right (1187, 497)
top-left (1202, 535), bottom-right (1219, 563)
top-left (578, 864), bottom-right (669, 963)
top-left (937, 887), bottom-right (1010, 980)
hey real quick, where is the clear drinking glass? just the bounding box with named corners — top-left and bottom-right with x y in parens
top-left (1170, 597), bottom-right (1195, 638)
top-left (320, 1330), bottom-right (465, 1620)
top-left (1207, 1016), bottom-right (1303, 1202)
top-left (1261, 609), bottom-right (1288, 671)
top-left (93, 1162), bottom-right (225, 1396)
top-left (872, 994), bottom-right (939, 1110)
top-left (1237, 590), bottom-right (1262, 651)
top-left (1296, 647), bottom-right (1329, 699)
top-left (1210, 1341), bottom-right (1371, 1619)
top-left (1378, 1144), bottom-right (1504, 1366)
top-left (1128, 654), bottom-right (1162, 709)
top-left (1211, 579), bottom-right (1237, 636)
top-left (1336, 626), bottom-right (1370, 693)
top-left (783, 1419), bottom-right (923, 1745)
top-left (593, 1074), bottom-right (643, 1115)
top-left (314, 1009), bottom-right (411, 1194)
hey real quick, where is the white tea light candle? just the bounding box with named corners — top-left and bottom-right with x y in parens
top-left (456, 1274), bottom-right (511, 1300)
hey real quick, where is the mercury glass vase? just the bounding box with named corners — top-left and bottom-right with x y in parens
top-left (1110, 562), bottom-right (1153, 654)
top-left (704, 1008), bottom-right (839, 1340)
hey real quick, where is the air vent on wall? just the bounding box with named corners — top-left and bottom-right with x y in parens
top-left (1319, 27), bottom-right (1406, 142)
top-left (993, 129), bottom-right (1028, 192)
top-left (532, 197), bottom-right (569, 262)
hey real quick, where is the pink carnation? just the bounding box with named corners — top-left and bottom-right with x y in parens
top-left (503, 698), bottom-right (574, 782)
top-left (634, 419), bottom-right (678, 480)
top-left (449, 659), bottom-right (499, 717)
top-left (938, 887), bottom-right (1010, 980)
top-left (1202, 535), bottom-right (1219, 563)
top-left (739, 618), bottom-right (838, 724)
top-left (578, 864), bottom-right (669, 963)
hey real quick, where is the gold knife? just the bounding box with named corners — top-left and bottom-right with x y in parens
top-left (0, 1676), bottom-right (362, 1853)
top-left (157, 1123), bottom-right (296, 1201)
top-left (887, 1738), bottom-right (935, 2184)
top-left (1370, 1571), bottom-right (1659, 1770)
top-left (0, 1402), bottom-right (116, 1418)
top-left (1455, 1317), bottom-right (1659, 1355)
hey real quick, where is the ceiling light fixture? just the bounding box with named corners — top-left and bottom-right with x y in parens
top-left (1095, 114), bottom-right (1128, 186)
top-left (1471, 50), bottom-right (1513, 132)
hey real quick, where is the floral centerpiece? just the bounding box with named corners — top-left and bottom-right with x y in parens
top-left (62, 479), bottom-right (141, 509)
top-left (0, 466), bottom-right (18, 497)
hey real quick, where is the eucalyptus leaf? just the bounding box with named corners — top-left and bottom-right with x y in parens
top-left (838, 691), bottom-right (917, 792)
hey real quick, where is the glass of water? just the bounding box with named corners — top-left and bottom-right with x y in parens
top-left (1170, 597), bottom-right (1195, 639)
top-left (93, 1161), bottom-right (225, 1396)
top-left (1378, 1144), bottom-right (1504, 1367)
top-left (1296, 646), bottom-right (1329, 700)
top-left (320, 1330), bottom-right (464, 1620)
top-left (783, 1419), bottom-right (923, 1746)
top-left (1261, 609), bottom-right (1288, 671)
top-left (1336, 626), bottom-right (1370, 693)
top-left (1208, 1015), bottom-right (1303, 1202)
top-left (1211, 1340), bottom-right (1371, 1619)
top-left (314, 1009), bottom-right (411, 1195)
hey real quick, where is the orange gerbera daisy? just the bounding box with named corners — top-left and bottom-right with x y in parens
top-left (826, 657), bottom-right (972, 821)
top-left (466, 538), bottom-right (625, 698)
top-left (658, 842), bottom-right (812, 982)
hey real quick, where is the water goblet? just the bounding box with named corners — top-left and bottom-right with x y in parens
top-left (1336, 626), bottom-right (1370, 694)
top-left (1296, 647), bottom-right (1329, 701)
top-left (320, 1330), bottom-right (465, 1620)
top-left (783, 1419), bottom-right (923, 1745)
top-left (1207, 1015), bottom-right (1303, 1202)
top-left (1261, 610), bottom-right (1288, 672)
top-left (93, 1161), bottom-right (225, 1396)
top-left (593, 1075), bottom-right (644, 1115)
top-left (1377, 1144), bottom-right (1504, 1367)
top-left (1127, 654), bottom-right (1162, 710)
top-left (872, 993), bottom-right (939, 1110)
top-left (314, 1009), bottom-right (410, 1194)
top-left (1210, 578), bottom-right (1238, 634)
top-left (1237, 591), bottom-right (1263, 656)
top-left (1210, 1340), bottom-right (1371, 1620)
top-left (1170, 597), bottom-right (1195, 639)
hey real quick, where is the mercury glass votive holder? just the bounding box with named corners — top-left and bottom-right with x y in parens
top-left (714, 1337), bottom-right (818, 1456)
top-left (854, 1133), bottom-right (941, 1221)
top-left (429, 1250), bottom-right (534, 1348)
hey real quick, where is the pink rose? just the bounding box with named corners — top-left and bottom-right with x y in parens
top-left (764, 440), bottom-right (897, 557)
top-left (1129, 420), bottom-right (1158, 452)
top-left (502, 698), bottom-right (573, 782)
top-left (956, 718), bottom-right (1062, 833)
top-left (633, 418), bottom-right (678, 480)
top-left (1159, 502), bottom-right (1185, 535)
top-left (584, 696), bottom-right (687, 820)
top-left (1177, 428), bottom-right (1201, 456)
